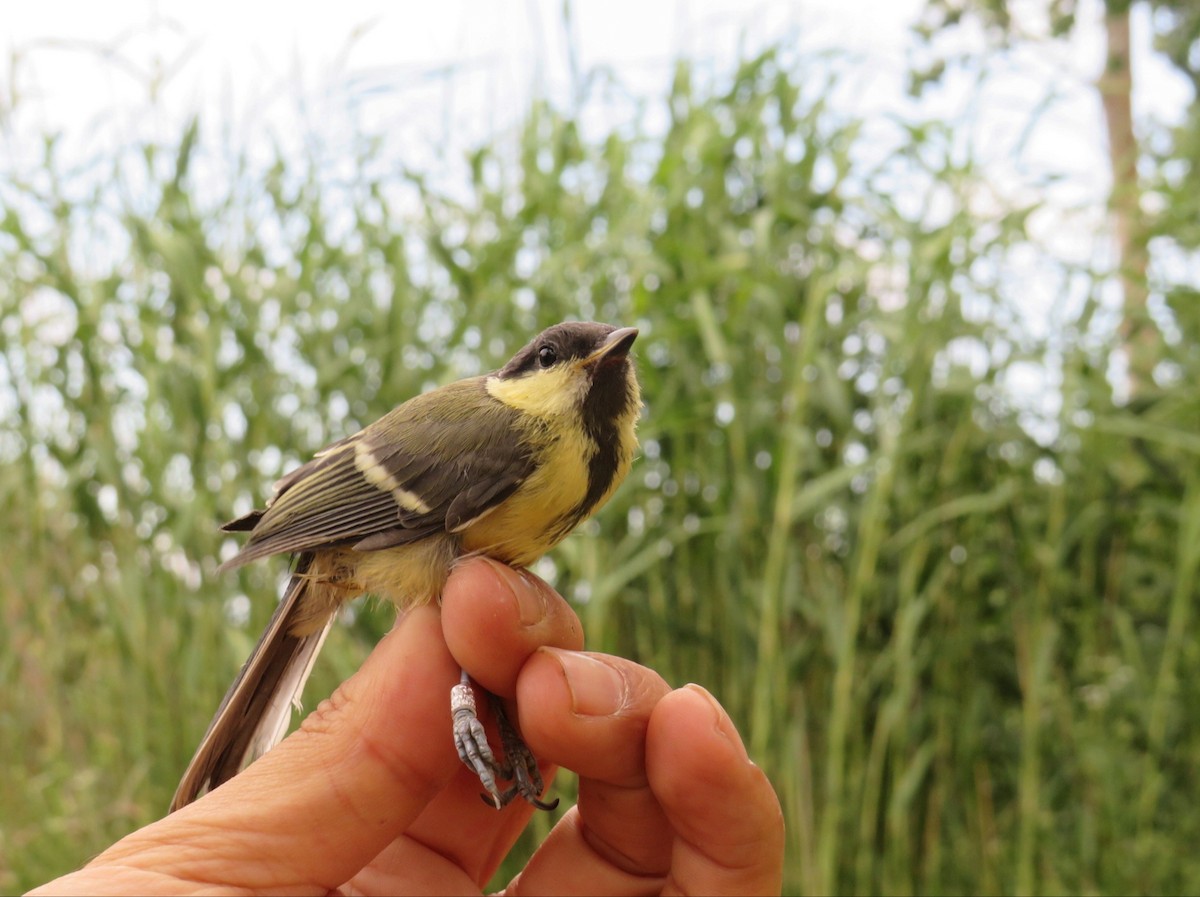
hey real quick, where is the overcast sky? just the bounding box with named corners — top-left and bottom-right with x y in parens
top-left (7, 0), bottom-right (1189, 198)
top-left (2, 0), bottom-right (1190, 367)
top-left (7, 0), bottom-right (1189, 220)
top-left (9, 0), bottom-right (1183, 170)
top-left (5, 1), bottom-right (911, 137)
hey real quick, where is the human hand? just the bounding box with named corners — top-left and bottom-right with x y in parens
top-left (30, 557), bottom-right (784, 895)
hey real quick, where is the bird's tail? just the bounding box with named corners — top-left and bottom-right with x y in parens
top-left (170, 553), bottom-right (333, 812)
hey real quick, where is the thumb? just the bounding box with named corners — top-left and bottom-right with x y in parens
top-left (96, 605), bottom-right (462, 891)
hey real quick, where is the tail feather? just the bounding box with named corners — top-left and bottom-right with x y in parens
top-left (170, 553), bottom-right (333, 812)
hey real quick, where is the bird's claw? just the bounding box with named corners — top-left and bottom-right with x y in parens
top-left (451, 678), bottom-right (503, 808)
top-left (451, 673), bottom-right (558, 811)
top-left (494, 695), bottom-right (560, 811)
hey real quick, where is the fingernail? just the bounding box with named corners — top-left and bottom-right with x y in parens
top-left (554, 650), bottom-right (629, 716)
top-left (479, 558), bottom-right (548, 626)
top-left (684, 683), bottom-right (738, 745)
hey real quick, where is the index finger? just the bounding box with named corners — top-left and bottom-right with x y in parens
top-left (349, 558), bottom-right (587, 890)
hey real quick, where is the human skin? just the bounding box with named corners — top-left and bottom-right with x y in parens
top-left (30, 557), bottom-right (784, 896)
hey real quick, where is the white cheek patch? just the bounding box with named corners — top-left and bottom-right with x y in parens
top-left (485, 366), bottom-right (587, 419)
top-left (354, 440), bottom-right (433, 514)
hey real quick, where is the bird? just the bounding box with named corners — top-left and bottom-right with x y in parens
top-left (170, 321), bottom-right (641, 814)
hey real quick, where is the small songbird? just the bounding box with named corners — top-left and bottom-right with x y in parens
top-left (170, 322), bottom-right (641, 813)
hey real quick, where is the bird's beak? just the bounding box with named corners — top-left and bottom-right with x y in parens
top-left (580, 327), bottom-right (638, 371)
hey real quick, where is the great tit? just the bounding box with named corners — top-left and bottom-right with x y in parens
top-left (170, 321), bottom-right (640, 813)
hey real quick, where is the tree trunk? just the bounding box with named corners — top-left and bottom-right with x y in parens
top-left (1098, 2), bottom-right (1155, 394)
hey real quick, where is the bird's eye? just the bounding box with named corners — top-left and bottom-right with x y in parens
top-left (537, 345), bottom-right (557, 368)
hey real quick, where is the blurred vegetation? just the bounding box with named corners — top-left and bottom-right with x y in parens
top-left (2, 42), bottom-right (1198, 895)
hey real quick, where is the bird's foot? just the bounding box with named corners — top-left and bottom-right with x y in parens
top-left (451, 672), bottom-right (503, 808)
top-left (450, 671), bottom-right (558, 811)
top-left (491, 694), bottom-right (559, 811)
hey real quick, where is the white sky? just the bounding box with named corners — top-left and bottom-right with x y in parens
top-left (5, 0), bottom-right (1187, 193)
top-left (3, 1), bottom-right (928, 171)
top-left (1, 0), bottom-right (1192, 361)
top-left (4, 2), bottom-right (909, 117)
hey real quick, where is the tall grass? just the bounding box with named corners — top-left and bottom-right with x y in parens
top-left (2, 48), bottom-right (1198, 894)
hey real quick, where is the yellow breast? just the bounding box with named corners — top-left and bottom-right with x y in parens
top-left (459, 426), bottom-right (593, 567)
top-left (460, 362), bottom-right (640, 567)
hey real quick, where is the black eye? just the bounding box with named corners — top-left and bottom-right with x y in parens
top-left (537, 345), bottom-right (557, 368)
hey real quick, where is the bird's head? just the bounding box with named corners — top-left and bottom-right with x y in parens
top-left (487, 322), bottom-right (641, 428)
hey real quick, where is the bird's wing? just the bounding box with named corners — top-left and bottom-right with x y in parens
top-left (219, 378), bottom-right (536, 569)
